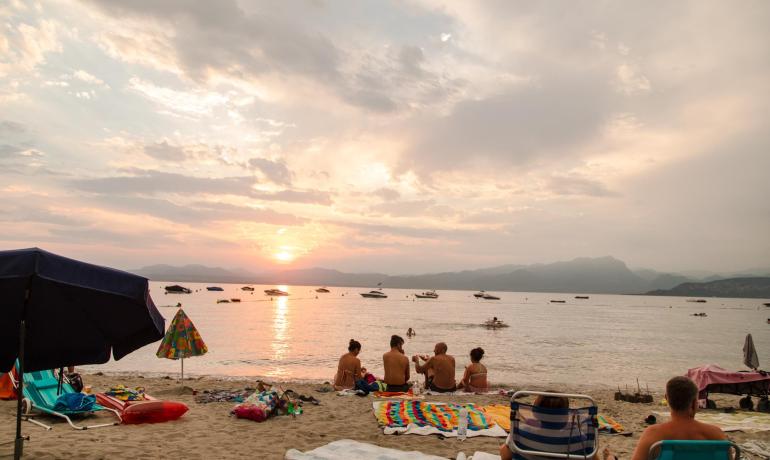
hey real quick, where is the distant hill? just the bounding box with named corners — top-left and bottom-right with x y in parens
top-left (127, 256), bottom-right (766, 295)
top-left (646, 277), bottom-right (770, 299)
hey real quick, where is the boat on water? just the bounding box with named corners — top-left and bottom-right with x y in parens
top-left (315, 287), bottom-right (330, 293)
top-left (265, 289), bottom-right (289, 296)
top-left (230, 298), bottom-right (241, 302)
top-left (216, 299), bottom-right (230, 303)
top-left (691, 312), bottom-right (707, 317)
top-left (481, 293), bottom-right (500, 300)
top-left (360, 289), bottom-right (387, 299)
top-left (687, 299), bottom-right (707, 303)
top-left (164, 285), bottom-right (191, 294)
top-left (483, 318), bottom-right (509, 329)
top-left (241, 286), bottom-right (255, 291)
top-left (550, 300), bottom-right (566, 303)
top-left (763, 303), bottom-right (770, 307)
top-left (473, 290), bottom-right (486, 298)
top-left (207, 286), bottom-right (224, 291)
top-left (575, 296), bottom-right (589, 299)
top-left (415, 290), bottom-right (439, 299)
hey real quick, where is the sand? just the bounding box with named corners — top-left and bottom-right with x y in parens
top-left (1, 374), bottom-right (768, 459)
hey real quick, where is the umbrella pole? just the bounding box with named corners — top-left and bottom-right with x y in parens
top-left (14, 319), bottom-right (25, 460)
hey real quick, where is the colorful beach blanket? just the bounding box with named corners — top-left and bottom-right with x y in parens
top-left (481, 404), bottom-right (511, 432)
top-left (374, 400), bottom-right (492, 432)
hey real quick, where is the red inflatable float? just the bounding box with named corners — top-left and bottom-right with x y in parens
top-left (122, 400), bottom-right (189, 424)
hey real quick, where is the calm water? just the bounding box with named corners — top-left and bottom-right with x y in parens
top-left (83, 282), bottom-right (769, 389)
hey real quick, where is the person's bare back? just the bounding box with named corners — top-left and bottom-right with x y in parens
top-left (426, 353), bottom-right (456, 389)
top-left (630, 418), bottom-right (726, 460)
top-left (383, 349), bottom-right (409, 385)
top-left (333, 352), bottom-right (361, 390)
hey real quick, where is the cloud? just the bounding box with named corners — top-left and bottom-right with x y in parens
top-left (248, 157), bottom-right (291, 185)
top-left (0, 120), bottom-right (25, 134)
top-left (72, 168), bottom-right (332, 204)
top-left (372, 187), bottom-right (400, 201)
top-left (143, 141), bottom-right (189, 161)
top-left (545, 174), bottom-right (618, 198)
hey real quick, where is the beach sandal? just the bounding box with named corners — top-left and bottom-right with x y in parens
top-left (298, 395), bottom-right (321, 405)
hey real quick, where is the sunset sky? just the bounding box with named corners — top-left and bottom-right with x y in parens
top-left (1, 0), bottom-right (769, 274)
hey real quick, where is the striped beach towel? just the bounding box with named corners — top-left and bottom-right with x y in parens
top-left (508, 402), bottom-right (598, 459)
top-left (375, 401), bottom-right (492, 432)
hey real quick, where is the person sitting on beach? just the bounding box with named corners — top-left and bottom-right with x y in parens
top-left (500, 394), bottom-right (571, 460)
top-left (457, 347), bottom-right (488, 393)
top-left (383, 335), bottom-right (411, 392)
top-left (604, 376), bottom-right (727, 460)
top-left (413, 342), bottom-right (456, 392)
top-left (333, 339), bottom-right (364, 390)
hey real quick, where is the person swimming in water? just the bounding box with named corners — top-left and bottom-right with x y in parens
top-left (407, 327), bottom-right (415, 337)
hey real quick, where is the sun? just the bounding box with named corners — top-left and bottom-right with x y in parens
top-left (274, 251), bottom-right (295, 263)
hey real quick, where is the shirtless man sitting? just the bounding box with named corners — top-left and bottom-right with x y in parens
top-left (383, 335), bottom-right (411, 392)
top-left (605, 376), bottom-right (727, 460)
top-left (413, 342), bottom-right (456, 392)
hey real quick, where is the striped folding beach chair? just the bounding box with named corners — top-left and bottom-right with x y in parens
top-left (507, 391), bottom-right (599, 459)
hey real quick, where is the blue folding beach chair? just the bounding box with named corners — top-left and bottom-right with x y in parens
top-left (508, 390), bottom-right (598, 459)
top-left (21, 367), bottom-right (121, 430)
top-left (648, 440), bottom-right (739, 460)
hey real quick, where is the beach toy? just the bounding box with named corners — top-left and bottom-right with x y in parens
top-left (233, 404), bottom-right (267, 422)
top-left (122, 401), bottom-right (189, 424)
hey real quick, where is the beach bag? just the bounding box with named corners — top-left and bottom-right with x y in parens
top-left (66, 373), bottom-right (84, 393)
top-left (233, 404), bottom-right (268, 422)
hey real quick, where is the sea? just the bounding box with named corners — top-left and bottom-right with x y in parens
top-left (82, 282), bottom-right (770, 390)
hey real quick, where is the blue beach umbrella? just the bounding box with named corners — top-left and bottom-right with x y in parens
top-left (0, 248), bottom-right (165, 459)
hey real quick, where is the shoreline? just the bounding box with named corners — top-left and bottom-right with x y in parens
top-left (2, 372), bottom-right (766, 459)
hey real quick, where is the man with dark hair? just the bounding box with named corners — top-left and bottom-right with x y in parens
top-left (605, 376), bottom-right (726, 460)
top-left (383, 335), bottom-right (411, 392)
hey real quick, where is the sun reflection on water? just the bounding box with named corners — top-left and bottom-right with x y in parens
top-left (267, 294), bottom-right (290, 377)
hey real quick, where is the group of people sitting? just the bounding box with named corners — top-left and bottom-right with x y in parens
top-left (332, 335), bottom-right (488, 393)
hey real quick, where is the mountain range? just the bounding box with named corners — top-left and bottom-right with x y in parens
top-left (130, 256), bottom-right (770, 295)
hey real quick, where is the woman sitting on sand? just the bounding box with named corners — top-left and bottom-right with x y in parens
top-left (457, 347), bottom-right (488, 393)
top-left (333, 339), bottom-right (365, 390)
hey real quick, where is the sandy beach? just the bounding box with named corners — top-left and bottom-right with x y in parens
top-left (2, 373), bottom-right (768, 459)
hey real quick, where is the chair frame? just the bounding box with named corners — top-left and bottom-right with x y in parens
top-left (20, 368), bottom-right (121, 430)
top-left (510, 390), bottom-right (599, 459)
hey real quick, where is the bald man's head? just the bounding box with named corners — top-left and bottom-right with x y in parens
top-left (434, 342), bottom-right (448, 354)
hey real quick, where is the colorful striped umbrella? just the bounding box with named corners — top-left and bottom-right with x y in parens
top-left (156, 308), bottom-right (207, 379)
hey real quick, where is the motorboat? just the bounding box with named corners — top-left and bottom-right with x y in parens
top-left (414, 290), bottom-right (438, 299)
top-left (691, 312), bottom-right (707, 317)
top-left (575, 296), bottom-right (589, 299)
top-left (241, 286), bottom-right (255, 291)
top-left (686, 299), bottom-right (707, 303)
top-left (473, 290), bottom-right (486, 298)
top-left (207, 286), bottom-right (224, 291)
top-left (483, 318), bottom-right (509, 329)
top-left (265, 288), bottom-right (289, 296)
top-left (550, 300), bottom-right (566, 303)
top-left (481, 293), bottom-right (500, 300)
top-left (360, 290), bottom-right (387, 299)
top-left (216, 299), bottom-right (230, 303)
top-left (164, 285), bottom-right (191, 294)
top-left (315, 287), bottom-right (330, 293)
top-left (230, 298), bottom-right (241, 302)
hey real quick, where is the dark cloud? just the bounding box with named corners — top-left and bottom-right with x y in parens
top-left (143, 141), bottom-right (189, 161)
top-left (248, 157), bottom-right (291, 185)
top-left (546, 175), bottom-right (618, 198)
top-left (0, 121), bottom-right (26, 134)
top-left (72, 168), bottom-right (331, 204)
top-left (372, 187), bottom-right (400, 201)
top-left (83, 194), bottom-right (305, 225)
top-left (401, 72), bottom-right (611, 175)
top-left (72, 168), bottom-right (257, 196)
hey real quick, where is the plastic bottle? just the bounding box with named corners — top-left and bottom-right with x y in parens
top-left (457, 407), bottom-right (468, 441)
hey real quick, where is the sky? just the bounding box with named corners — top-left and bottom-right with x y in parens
top-left (1, 0), bottom-right (769, 275)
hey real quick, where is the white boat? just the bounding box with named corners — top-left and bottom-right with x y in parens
top-left (473, 290), bottom-right (486, 298)
top-left (483, 318), bottom-right (509, 329)
top-left (414, 290), bottom-right (438, 299)
top-left (360, 289), bottom-right (387, 299)
top-left (315, 287), bottom-right (330, 293)
top-left (481, 293), bottom-right (500, 300)
top-left (265, 289), bottom-right (289, 296)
